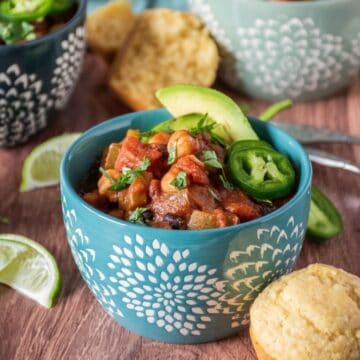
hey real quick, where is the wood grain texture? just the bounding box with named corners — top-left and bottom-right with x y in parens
top-left (0, 54), bottom-right (359, 360)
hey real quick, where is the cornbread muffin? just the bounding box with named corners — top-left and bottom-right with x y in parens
top-left (109, 9), bottom-right (219, 110)
top-left (86, 1), bottom-right (135, 56)
top-left (250, 264), bottom-right (360, 360)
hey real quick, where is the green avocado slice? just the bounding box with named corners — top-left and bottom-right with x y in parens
top-left (156, 85), bottom-right (259, 142)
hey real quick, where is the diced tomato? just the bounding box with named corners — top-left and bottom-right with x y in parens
top-left (149, 179), bottom-right (162, 198)
top-left (115, 136), bottom-right (163, 171)
top-left (188, 185), bottom-right (217, 211)
top-left (220, 189), bottom-right (262, 221)
top-left (150, 190), bottom-right (193, 221)
top-left (175, 155), bottom-right (209, 185)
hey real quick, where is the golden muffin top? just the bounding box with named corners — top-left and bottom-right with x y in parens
top-left (250, 263), bottom-right (360, 360)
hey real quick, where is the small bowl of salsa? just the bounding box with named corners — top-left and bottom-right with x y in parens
top-left (0, 0), bottom-right (86, 146)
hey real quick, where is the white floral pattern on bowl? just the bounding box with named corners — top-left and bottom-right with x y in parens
top-left (189, 0), bottom-right (360, 100)
top-left (51, 27), bottom-right (86, 110)
top-left (210, 216), bottom-right (305, 328)
top-left (63, 199), bottom-right (123, 318)
top-left (0, 65), bottom-right (51, 146)
top-left (63, 197), bottom-right (305, 336)
top-left (0, 26), bottom-right (85, 146)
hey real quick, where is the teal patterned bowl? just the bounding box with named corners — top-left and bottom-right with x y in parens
top-left (188, 0), bottom-right (360, 101)
top-left (0, 0), bottom-right (86, 146)
top-left (60, 109), bottom-right (312, 344)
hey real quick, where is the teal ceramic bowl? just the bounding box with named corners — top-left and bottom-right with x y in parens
top-left (60, 109), bottom-right (312, 344)
top-left (188, 0), bottom-right (360, 101)
top-left (0, 0), bottom-right (86, 146)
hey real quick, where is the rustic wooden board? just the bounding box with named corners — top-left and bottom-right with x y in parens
top-left (0, 54), bottom-right (359, 360)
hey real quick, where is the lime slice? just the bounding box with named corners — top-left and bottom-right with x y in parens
top-left (0, 234), bottom-right (61, 308)
top-left (20, 133), bottom-right (81, 192)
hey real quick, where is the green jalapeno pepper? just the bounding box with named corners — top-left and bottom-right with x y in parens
top-left (0, 0), bottom-right (53, 22)
top-left (49, 0), bottom-right (72, 15)
top-left (228, 141), bottom-right (295, 200)
top-left (229, 139), bottom-right (273, 154)
top-left (307, 185), bottom-right (343, 240)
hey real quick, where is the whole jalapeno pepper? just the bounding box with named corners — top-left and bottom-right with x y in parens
top-left (228, 140), bottom-right (295, 200)
top-left (0, 0), bottom-right (53, 22)
top-left (307, 185), bottom-right (343, 240)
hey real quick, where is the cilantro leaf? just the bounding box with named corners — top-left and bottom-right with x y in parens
top-left (139, 130), bottom-right (155, 144)
top-left (100, 157), bottom-right (150, 191)
top-left (0, 21), bottom-right (36, 45)
top-left (220, 174), bottom-right (233, 190)
top-left (137, 157), bottom-right (151, 171)
top-left (202, 150), bottom-right (233, 189)
top-left (189, 115), bottom-right (227, 146)
top-left (209, 188), bottom-right (220, 202)
top-left (202, 150), bottom-right (223, 169)
top-left (170, 171), bottom-right (187, 189)
top-left (168, 140), bottom-right (177, 165)
top-left (99, 167), bottom-right (115, 184)
top-left (189, 114), bottom-right (214, 137)
top-left (129, 207), bottom-right (150, 225)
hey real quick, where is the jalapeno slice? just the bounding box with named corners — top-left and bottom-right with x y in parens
top-left (49, 0), bottom-right (72, 15)
top-left (229, 139), bottom-right (273, 154)
top-left (0, 0), bottom-right (53, 22)
top-left (228, 143), bottom-right (295, 200)
top-left (307, 185), bottom-right (343, 240)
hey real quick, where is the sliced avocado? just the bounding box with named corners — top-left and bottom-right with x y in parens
top-left (152, 113), bottom-right (232, 144)
top-left (156, 85), bottom-right (259, 141)
top-left (152, 113), bottom-right (204, 132)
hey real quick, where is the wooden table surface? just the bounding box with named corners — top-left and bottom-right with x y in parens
top-left (1, 54), bottom-right (359, 360)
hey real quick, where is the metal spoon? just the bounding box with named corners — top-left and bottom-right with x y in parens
top-left (274, 122), bottom-right (360, 145)
top-left (305, 147), bottom-right (360, 175)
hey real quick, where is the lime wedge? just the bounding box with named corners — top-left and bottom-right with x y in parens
top-left (0, 234), bottom-right (61, 308)
top-left (20, 133), bottom-right (81, 192)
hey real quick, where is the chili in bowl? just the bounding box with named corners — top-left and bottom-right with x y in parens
top-left (60, 88), bottom-right (312, 343)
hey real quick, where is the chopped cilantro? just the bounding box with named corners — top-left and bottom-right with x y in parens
top-left (99, 167), bottom-right (115, 184)
top-left (168, 140), bottom-right (177, 165)
top-left (139, 130), bottom-right (155, 144)
top-left (129, 207), bottom-right (150, 225)
top-left (220, 174), bottom-right (233, 190)
top-left (202, 150), bottom-right (223, 169)
top-left (209, 188), bottom-right (220, 202)
top-left (99, 157), bottom-right (150, 191)
top-left (189, 115), bottom-right (227, 146)
top-left (170, 171), bottom-right (187, 189)
top-left (253, 197), bottom-right (273, 206)
top-left (189, 114), bottom-right (213, 137)
top-left (202, 150), bottom-right (233, 189)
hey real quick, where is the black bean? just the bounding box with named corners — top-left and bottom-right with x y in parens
top-left (142, 210), bottom-right (154, 223)
top-left (163, 214), bottom-right (185, 230)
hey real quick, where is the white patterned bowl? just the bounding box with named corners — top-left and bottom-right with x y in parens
top-left (188, 0), bottom-right (360, 101)
top-left (0, 0), bottom-right (86, 146)
top-left (60, 109), bottom-right (312, 343)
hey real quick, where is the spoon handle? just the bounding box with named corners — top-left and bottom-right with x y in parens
top-left (306, 147), bottom-right (360, 175)
top-left (274, 122), bottom-right (360, 144)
